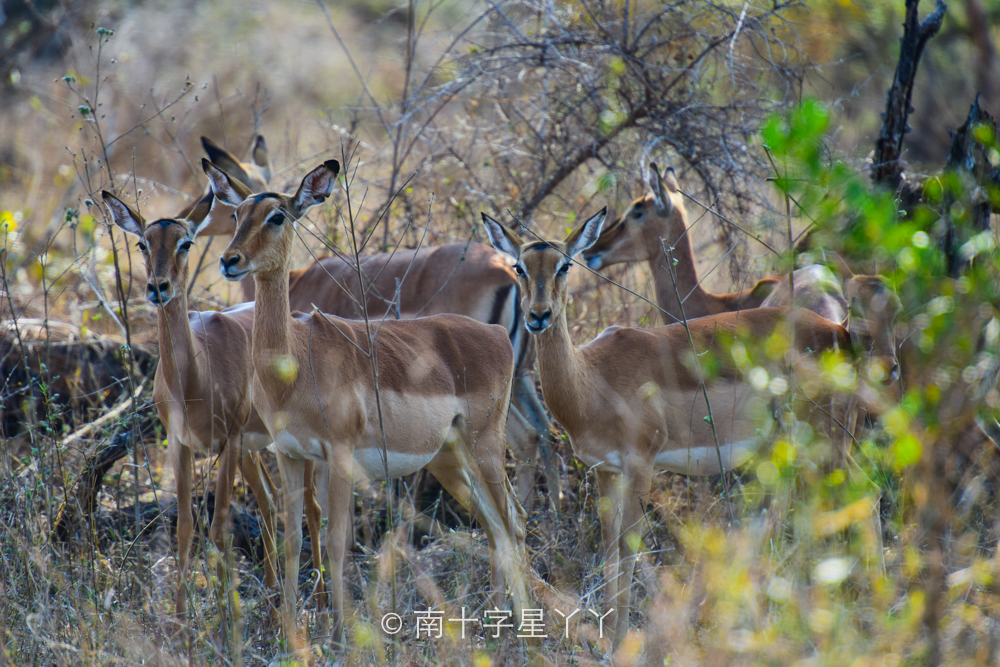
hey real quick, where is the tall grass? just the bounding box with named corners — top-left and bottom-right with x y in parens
top-left (3, 2), bottom-right (1000, 665)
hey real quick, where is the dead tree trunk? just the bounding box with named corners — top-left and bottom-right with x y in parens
top-left (941, 94), bottom-right (998, 273)
top-left (871, 0), bottom-right (947, 193)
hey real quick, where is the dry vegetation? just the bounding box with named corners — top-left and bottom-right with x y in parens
top-left (4, 0), bottom-right (1000, 665)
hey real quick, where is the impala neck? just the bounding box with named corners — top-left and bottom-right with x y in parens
top-left (532, 310), bottom-right (592, 431)
top-left (251, 269), bottom-right (292, 365)
top-left (156, 289), bottom-right (201, 399)
top-left (650, 223), bottom-right (717, 321)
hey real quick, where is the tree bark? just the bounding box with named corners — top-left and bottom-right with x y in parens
top-left (871, 0), bottom-right (947, 191)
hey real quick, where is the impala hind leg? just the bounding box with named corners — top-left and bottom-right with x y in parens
top-left (276, 452), bottom-right (307, 651)
top-left (239, 450), bottom-right (279, 616)
top-left (321, 444), bottom-right (354, 647)
top-left (427, 433), bottom-right (529, 616)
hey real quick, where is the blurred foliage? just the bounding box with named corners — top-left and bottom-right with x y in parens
top-left (3, 1), bottom-right (1000, 664)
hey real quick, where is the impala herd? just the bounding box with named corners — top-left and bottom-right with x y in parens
top-left (101, 137), bottom-right (902, 650)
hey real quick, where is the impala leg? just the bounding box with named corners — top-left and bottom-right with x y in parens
top-left (323, 444), bottom-right (354, 647)
top-left (615, 458), bottom-right (653, 647)
top-left (595, 469), bottom-right (624, 644)
top-left (512, 372), bottom-right (560, 508)
top-left (303, 459), bottom-right (327, 633)
top-left (506, 404), bottom-right (539, 508)
top-left (428, 428), bottom-right (529, 616)
top-left (276, 451), bottom-right (306, 650)
top-left (239, 450), bottom-right (278, 590)
top-left (211, 440), bottom-right (237, 626)
top-left (175, 442), bottom-right (194, 621)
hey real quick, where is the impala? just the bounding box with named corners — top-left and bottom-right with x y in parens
top-left (209, 158), bottom-right (529, 646)
top-left (483, 208), bottom-right (859, 646)
top-left (205, 166), bottom-right (556, 508)
top-left (582, 163), bottom-right (851, 324)
top-left (102, 191), bottom-right (326, 623)
top-left (176, 135), bottom-right (273, 239)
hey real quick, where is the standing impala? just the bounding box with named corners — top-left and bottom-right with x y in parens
top-left (209, 158), bottom-right (529, 646)
top-left (101, 191), bottom-right (288, 621)
top-left (582, 163), bottom-right (850, 324)
top-left (204, 166), bottom-right (556, 508)
top-left (483, 209), bottom-right (857, 646)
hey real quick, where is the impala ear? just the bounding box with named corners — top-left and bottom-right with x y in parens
top-left (203, 158), bottom-right (250, 208)
top-left (292, 160), bottom-right (340, 215)
top-left (481, 213), bottom-right (522, 260)
top-left (189, 200), bottom-right (218, 239)
top-left (649, 163), bottom-right (675, 216)
top-left (252, 135), bottom-right (272, 184)
top-left (101, 191), bottom-right (145, 237)
top-left (175, 191), bottom-right (213, 229)
top-left (565, 208), bottom-right (607, 257)
top-left (201, 136), bottom-right (253, 187)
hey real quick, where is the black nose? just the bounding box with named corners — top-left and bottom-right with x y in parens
top-left (146, 279), bottom-right (172, 303)
top-left (526, 309), bottom-right (552, 331)
top-left (220, 255), bottom-right (241, 271)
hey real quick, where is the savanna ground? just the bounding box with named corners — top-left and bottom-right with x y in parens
top-left (4, 0), bottom-right (1000, 664)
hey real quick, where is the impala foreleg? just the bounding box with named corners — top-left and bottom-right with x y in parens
top-left (506, 404), bottom-right (539, 507)
top-left (595, 469), bottom-right (624, 643)
top-left (512, 372), bottom-right (561, 508)
top-left (174, 441), bottom-right (194, 620)
top-left (616, 460), bottom-right (652, 646)
top-left (323, 444), bottom-right (354, 647)
top-left (303, 459), bottom-right (327, 632)
top-left (276, 452), bottom-right (306, 649)
top-left (210, 439), bottom-right (238, 615)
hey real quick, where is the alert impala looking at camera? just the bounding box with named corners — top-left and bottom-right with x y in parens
top-left (209, 158), bottom-right (529, 647)
top-left (484, 208), bottom-right (861, 647)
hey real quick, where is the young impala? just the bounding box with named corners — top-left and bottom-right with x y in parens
top-left (209, 158), bottom-right (529, 647)
top-left (483, 208), bottom-right (859, 646)
top-left (102, 191), bottom-right (289, 621)
top-left (582, 163), bottom-right (850, 324)
top-left (201, 158), bottom-right (556, 509)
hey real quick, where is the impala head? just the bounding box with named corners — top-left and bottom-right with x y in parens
top-left (845, 275), bottom-right (901, 383)
top-left (102, 191), bottom-right (209, 306)
top-left (190, 135), bottom-right (274, 237)
top-left (208, 158), bottom-right (340, 280)
top-left (582, 163), bottom-right (686, 270)
top-left (483, 209), bottom-right (607, 334)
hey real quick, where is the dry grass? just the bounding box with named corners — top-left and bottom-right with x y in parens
top-left (4, 1), bottom-right (1000, 666)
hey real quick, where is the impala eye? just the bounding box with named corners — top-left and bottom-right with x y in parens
top-left (558, 262), bottom-right (571, 274)
top-left (268, 212), bottom-right (285, 226)
top-left (513, 265), bottom-right (525, 276)
top-left (179, 241), bottom-right (193, 253)
top-left (136, 242), bottom-right (148, 254)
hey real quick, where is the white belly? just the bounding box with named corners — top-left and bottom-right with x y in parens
top-left (654, 439), bottom-right (761, 475)
top-left (353, 448), bottom-right (438, 480)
